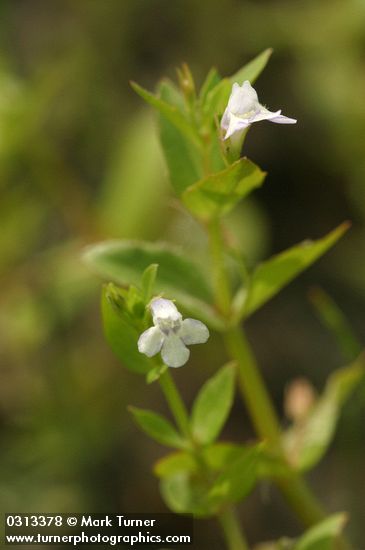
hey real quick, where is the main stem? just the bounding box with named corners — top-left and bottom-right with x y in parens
top-left (208, 217), bottom-right (327, 527)
top-left (225, 326), bottom-right (326, 526)
top-left (218, 507), bottom-right (250, 550)
top-left (224, 327), bottom-right (282, 449)
top-left (158, 368), bottom-right (249, 550)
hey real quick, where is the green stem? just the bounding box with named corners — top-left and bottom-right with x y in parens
top-left (207, 218), bottom-right (232, 315)
top-left (207, 217), bottom-right (330, 528)
top-left (159, 370), bottom-right (191, 438)
top-left (225, 326), bottom-right (325, 525)
top-left (224, 327), bottom-right (282, 448)
top-left (218, 507), bottom-right (250, 550)
top-left (276, 472), bottom-right (325, 527)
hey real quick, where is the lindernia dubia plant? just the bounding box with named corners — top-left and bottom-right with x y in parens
top-left (83, 49), bottom-right (364, 549)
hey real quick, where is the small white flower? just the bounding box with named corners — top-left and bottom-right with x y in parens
top-left (221, 80), bottom-right (297, 141)
top-left (138, 298), bottom-right (209, 368)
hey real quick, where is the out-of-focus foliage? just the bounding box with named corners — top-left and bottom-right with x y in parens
top-left (283, 357), bottom-right (365, 471)
top-left (254, 512), bottom-right (347, 550)
top-left (1, 1), bottom-right (364, 548)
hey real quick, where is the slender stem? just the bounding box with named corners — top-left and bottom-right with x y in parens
top-left (218, 507), bottom-right (250, 550)
top-left (224, 327), bottom-right (282, 448)
top-left (276, 472), bottom-right (325, 527)
top-left (159, 370), bottom-right (191, 438)
top-left (207, 218), bottom-right (232, 315)
top-left (207, 217), bottom-right (332, 529)
top-left (225, 326), bottom-right (325, 525)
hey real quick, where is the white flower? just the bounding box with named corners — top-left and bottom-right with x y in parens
top-left (138, 298), bottom-right (209, 368)
top-left (221, 80), bottom-right (297, 141)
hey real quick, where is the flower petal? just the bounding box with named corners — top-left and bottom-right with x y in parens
top-left (161, 334), bottom-right (190, 368)
top-left (249, 108), bottom-right (282, 123)
top-left (150, 298), bottom-right (181, 323)
top-left (268, 113), bottom-right (297, 124)
top-left (252, 108), bottom-right (296, 124)
top-left (228, 81), bottom-right (259, 115)
top-left (180, 318), bottom-right (209, 345)
top-left (221, 106), bottom-right (230, 131)
top-left (224, 112), bottom-right (250, 140)
top-left (138, 327), bottom-right (164, 357)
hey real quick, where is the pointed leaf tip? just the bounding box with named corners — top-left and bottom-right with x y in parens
top-left (243, 223), bottom-right (350, 319)
top-left (129, 406), bottom-right (186, 449)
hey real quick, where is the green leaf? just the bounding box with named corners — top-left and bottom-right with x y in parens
top-left (154, 451), bottom-right (197, 478)
top-left (191, 363), bottom-right (236, 445)
top-left (294, 513), bottom-right (347, 550)
top-left (202, 442), bottom-right (245, 471)
top-left (146, 363), bottom-right (168, 384)
top-left (125, 284), bottom-right (145, 319)
top-left (129, 406), bottom-right (186, 449)
top-left (84, 240), bottom-right (212, 302)
top-left (256, 449), bottom-right (292, 480)
top-left (230, 48), bottom-right (273, 87)
top-left (309, 286), bottom-right (362, 361)
top-left (199, 68), bottom-right (221, 104)
top-left (204, 49), bottom-right (273, 118)
top-left (141, 263), bottom-right (158, 302)
top-left (208, 444), bottom-right (261, 505)
top-left (158, 78), bottom-right (185, 108)
top-left (83, 239), bottom-right (224, 330)
top-left (158, 80), bottom-right (203, 195)
top-left (182, 157), bottom-right (266, 221)
top-left (243, 223), bottom-right (350, 318)
top-left (101, 286), bottom-right (150, 374)
top-left (158, 443), bottom-right (261, 516)
top-left (154, 443), bottom-right (251, 479)
top-left (283, 357), bottom-right (365, 471)
top-left (97, 110), bottom-right (167, 240)
top-left (160, 472), bottom-right (215, 517)
top-left (131, 81), bottom-right (200, 147)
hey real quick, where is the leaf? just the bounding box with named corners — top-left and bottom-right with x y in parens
top-left (154, 451), bottom-right (197, 478)
top-left (141, 263), bottom-right (158, 302)
top-left (131, 81), bottom-right (200, 147)
top-left (158, 443), bottom-right (261, 516)
top-left (243, 223), bottom-right (350, 318)
top-left (204, 49), bottom-right (273, 118)
top-left (84, 240), bottom-right (211, 302)
top-left (97, 111), bottom-right (167, 240)
top-left (101, 286), bottom-right (150, 374)
top-left (158, 80), bottom-right (203, 195)
top-left (230, 48), bottom-right (273, 87)
top-left (208, 444), bottom-right (261, 505)
top-left (294, 513), bottom-right (347, 550)
top-left (154, 443), bottom-right (251, 478)
top-left (146, 363), bottom-right (167, 384)
top-left (129, 406), bottom-right (186, 449)
top-left (283, 357), bottom-right (365, 471)
top-left (83, 239), bottom-right (224, 330)
top-left (182, 157), bottom-right (266, 221)
top-left (308, 286), bottom-right (362, 361)
top-left (160, 472), bottom-right (215, 517)
top-left (191, 364), bottom-right (236, 445)
top-left (256, 449), bottom-right (292, 480)
top-left (202, 443), bottom-right (245, 470)
top-left (199, 68), bottom-right (221, 104)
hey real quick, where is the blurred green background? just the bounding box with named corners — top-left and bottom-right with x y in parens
top-left (1, 1), bottom-right (364, 547)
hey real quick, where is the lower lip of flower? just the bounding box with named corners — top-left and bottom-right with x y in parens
top-left (157, 318), bottom-right (181, 335)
